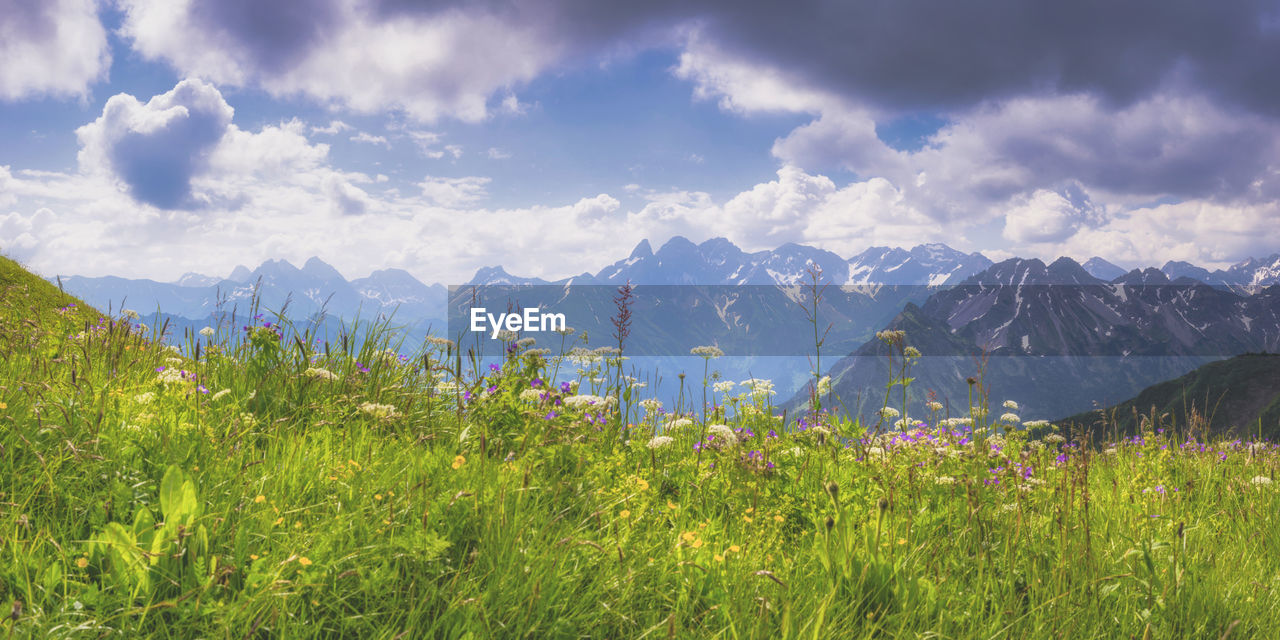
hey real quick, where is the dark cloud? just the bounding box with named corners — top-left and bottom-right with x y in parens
top-left (368, 0), bottom-right (1280, 117)
top-left (191, 0), bottom-right (341, 74)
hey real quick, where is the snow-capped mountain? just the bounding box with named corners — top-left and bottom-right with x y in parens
top-left (797, 256), bottom-right (1280, 419)
top-left (846, 243), bottom-right (993, 285)
top-left (1161, 254), bottom-right (1280, 288)
top-left (472, 236), bottom-right (992, 287)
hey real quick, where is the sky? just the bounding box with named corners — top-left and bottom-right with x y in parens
top-left (2, 0), bottom-right (1280, 284)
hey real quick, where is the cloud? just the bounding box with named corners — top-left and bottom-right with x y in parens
top-left (0, 0), bottom-right (110, 101)
top-left (350, 132), bottom-right (390, 147)
top-left (1002, 185), bottom-right (1106, 244)
top-left (116, 0), bottom-right (570, 122)
top-left (486, 147), bottom-right (512, 159)
top-left (76, 79), bottom-right (234, 209)
top-left (311, 120), bottom-right (351, 135)
top-left (418, 176), bottom-right (490, 207)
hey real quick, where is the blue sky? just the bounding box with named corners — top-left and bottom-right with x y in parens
top-left (2, 1), bottom-right (1279, 284)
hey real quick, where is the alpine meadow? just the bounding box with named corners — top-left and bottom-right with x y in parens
top-left (6, 1), bottom-right (1280, 638)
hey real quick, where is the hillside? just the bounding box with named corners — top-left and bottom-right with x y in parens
top-left (1059, 352), bottom-right (1280, 439)
top-left (7, 254), bottom-right (1280, 638)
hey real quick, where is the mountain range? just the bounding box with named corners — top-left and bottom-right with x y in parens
top-left (801, 256), bottom-right (1280, 420)
top-left (49, 237), bottom-right (1280, 421)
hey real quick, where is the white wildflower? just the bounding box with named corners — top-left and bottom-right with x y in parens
top-left (816, 376), bottom-right (831, 396)
top-left (210, 389), bottom-right (231, 402)
top-left (691, 345), bottom-right (724, 359)
top-left (647, 436), bottom-right (674, 450)
top-left (199, 326), bottom-right (215, 337)
top-left (1252, 475), bottom-right (1274, 486)
top-left (927, 401), bottom-right (944, 412)
top-left (878, 407), bottom-right (900, 420)
top-left (713, 381), bottom-right (736, 394)
top-left (707, 424), bottom-right (738, 445)
top-left (305, 367), bottom-right (338, 381)
top-left (1000, 412), bottom-right (1020, 424)
top-left (667, 417), bottom-right (694, 430)
top-left (866, 446), bottom-right (886, 459)
top-left (427, 336), bottom-right (455, 349)
top-left (519, 389), bottom-right (544, 402)
top-left (134, 392), bottom-right (155, 405)
top-left (639, 398), bottom-right (663, 413)
top-left (122, 309), bottom-right (140, 320)
top-left (516, 337), bottom-right (537, 348)
top-left (563, 394), bottom-right (609, 408)
top-left (903, 346), bottom-right (921, 358)
top-left (358, 402), bottom-right (397, 419)
top-left (1023, 419), bottom-right (1051, 429)
top-left (934, 475), bottom-right (956, 485)
top-left (1003, 400), bottom-right (1019, 410)
top-left (1045, 433), bottom-right (1066, 444)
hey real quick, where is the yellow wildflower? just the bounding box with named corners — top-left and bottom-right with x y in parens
top-left (728, 545), bottom-right (741, 553)
top-left (667, 501), bottom-right (678, 510)
top-left (76, 557), bottom-right (88, 569)
top-left (298, 557), bottom-right (313, 567)
top-left (452, 455), bottom-right (466, 470)
top-left (681, 531), bottom-right (697, 542)
top-left (254, 495), bottom-right (266, 503)
top-left (620, 509), bottom-right (631, 519)
top-left (714, 554), bottom-right (724, 562)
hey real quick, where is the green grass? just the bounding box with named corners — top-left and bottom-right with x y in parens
top-left (3, 253), bottom-right (1280, 638)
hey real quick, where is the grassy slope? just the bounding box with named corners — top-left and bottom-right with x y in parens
top-left (1060, 353), bottom-right (1280, 440)
top-left (4, 254), bottom-right (1280, 638)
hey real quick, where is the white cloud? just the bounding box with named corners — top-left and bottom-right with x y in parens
top-left (486, 147), bottom-right (512, 160)
top-left (350, 132), bottom-right (390, 147)
top-left (0, 0), bottom-right (110, 100)
top-left (418, 176), bottom-right (490, 207)
top-left (310, 120), bottom-right (351, 135)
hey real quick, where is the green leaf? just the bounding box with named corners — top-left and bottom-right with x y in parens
top-left (159, 464), bottom-right (186, 520)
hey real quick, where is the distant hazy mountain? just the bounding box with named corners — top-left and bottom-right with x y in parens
top-left (1059, 353), bottom-right (1280, 440)
top-left (793, 257), bottom-right (1280, 420)
top-left (1082, 257), bottom-right (1127, 281)
top-left (57, 257), bottom-right (446, 325)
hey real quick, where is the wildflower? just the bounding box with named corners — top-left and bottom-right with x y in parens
top-left (935, 476), bottom-right (956, 485)
top-left (875, 330), bottom-right (906, 344)
top-left (728, 544), bottom-right (741, 553)
top-left (713, 381), bottom-right (736, 394)
top-left (773, 514), bottom-right (784, 523)
top-left (815, 376), bottom-right (831, 396)
top-left (1045, 433), bottom-right (1066, 443)
top-left (681, 531), bottom-right (697, 542)
top-left (691, 345), bottom-right (724, 359)
top-left (927, 401), bottom-right (944, 412)
top-left (122, 309), bottom-right (140, 320)
top-left (668, 501), bottom-right (678, 510)
top-left (1252, 476), bottom-right (1274, 486)
top-left (648, 436), bottom-right (674, 450)
top-left (254, 495), bottom-right (266, 503)
top-left (708, 424), bottom-right (738, 445)
top-left (358, 402), bottom-right (397, 419)
top-left (903, 346), bottom-right (921, 358)
top-left (135, 392), bottom-right (155, 405)
top-left (867, 447), bottom-right (886, 459)
top-left (298, 557), bottom-right (313, 567)
top-left (1000, 412), bottom-right (1020, 424)
top-left (563, 394), bottom-right (612, 408)
top-left (668, 417), bottom-right (694, 430)
top-left (516, 337), bottom-right (536, 348)
top-left (495, 330), bottom-right (518, 342)
top-left (199, 326), bottom-right (215, 337)
top-left (620, 509), bottom-right (631, 519)
top-left (878, 407), bottom-right (900, 420)
top-left (714, 554), bottom-right (725, 562)
top-left (452, 455), bottom-right (466, 470)
top-left (427, 336), bottom-right (455, 349)
top-left (518, 389), bottom-right (543, 402)
top-left (1003, 400), bottom-right (1019, 410)
top-left (639, 398), bottom-right (663, 413)
top-left (210, 389), bottom-right (231, 401)
top-left (635, 478), bottom-right (650, 490)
